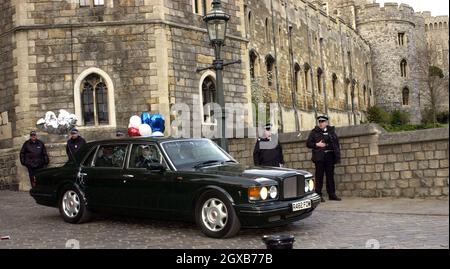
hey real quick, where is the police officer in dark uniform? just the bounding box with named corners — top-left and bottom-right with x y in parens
top-left (66, 128), bottom-right (86, 162)
top-left (253, 123), bottom-right (284, 167)
top-left (306, 116), bottom-right (341, 202)
top-left (20, 131), bottom-right (49, 185)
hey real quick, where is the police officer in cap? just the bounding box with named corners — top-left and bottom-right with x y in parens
top-left (306, 116), bottom-right (341, 202)
top-left (66, 128), bottom-right (86, 162)
top-left (20, 131), bottom-right (49, 185)
top-left (253, 123), bottom-right (284, 167)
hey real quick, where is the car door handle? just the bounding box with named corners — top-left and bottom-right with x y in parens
top-left (123, 174), bottom-right (135, 179)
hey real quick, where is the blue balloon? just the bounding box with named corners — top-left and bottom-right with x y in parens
top-left (141, 112), bottom-right (151, 125)
top-left (149, 114), bottom-right (165, 133)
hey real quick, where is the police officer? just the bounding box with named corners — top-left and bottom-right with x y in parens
top-left (20, 131), bottom-right (49, 185)
top-left (253, 123), bottom-right (284, 167)
top-left (66, 128), bottom-right (86, 162)
top-left (306, 116), bottom-right (341, 202)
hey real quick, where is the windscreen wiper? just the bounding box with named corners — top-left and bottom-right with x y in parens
top-left (193, 160), bottom-right (222, 169)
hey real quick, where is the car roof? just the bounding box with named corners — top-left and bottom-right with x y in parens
top-left (85, 137), bottom-right (210, 147)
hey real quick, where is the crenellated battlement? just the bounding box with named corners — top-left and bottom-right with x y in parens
top-left (356, 2), bottom-right (420, 26)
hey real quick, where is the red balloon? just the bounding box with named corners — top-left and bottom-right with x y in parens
top-left (128, 127), bottom-right (140, 137)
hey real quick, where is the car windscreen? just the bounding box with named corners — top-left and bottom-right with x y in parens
top-left (162, 140), bottom-right (232, 170)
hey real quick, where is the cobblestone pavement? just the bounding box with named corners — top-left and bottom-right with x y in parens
top-left (0, 191), bottom-right (448, 249)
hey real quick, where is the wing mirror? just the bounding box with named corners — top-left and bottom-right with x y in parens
top-left (146, 163), bottom-right (166, 172)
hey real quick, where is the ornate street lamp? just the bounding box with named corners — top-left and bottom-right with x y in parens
top-left (199, 0), bottom-right (240, 152)
top-left (204, 0), bottom-right (230, 50)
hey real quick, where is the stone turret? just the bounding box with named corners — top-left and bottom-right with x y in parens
top-left (355, 2), bottom-right (428, 123)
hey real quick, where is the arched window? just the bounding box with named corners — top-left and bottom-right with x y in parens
top-left (434, 22), bottom-right (438, 29)
top-left (249, 50), bottom-right (259, 80)
top-left (332, 73), bottom-right (338, 97)
top-left (439, 22), bottom-right (443, 29)
top-left (201, 75), bottom-right (217, 124)
top-left (279, 26), bottom-right (283, 49)
top-left (317, 68), bottom-right (323, 94)
top-left (363, 85), bottom-right (367, 107)
top-left (425, 24), bottom-right (428, 31)
top-left (265, 18), bottom-right (270, 43)
top-left (294, 63), bottom-right (301, 94)
top-left (304, 63), bottom-right (310, 92)
top-left (247, 11), bottom-right (252, 36)
top-left (80, 73), bottom-right (109, 126)
top-left (444, 22), bottom-right (448, 28)
top-left (266, 55), bottom-right (275, 87)
top-left (400, 59), bottom-right (407, 77)
top-left (402, 87), bottom-right (409, 106)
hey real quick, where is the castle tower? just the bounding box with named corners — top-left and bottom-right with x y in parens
top-left (421, 12), bottom-right (449, 112)
top-left (324, 0), bottom-right (373, 29)
top-left (355, 3), bottom-right (427, 124)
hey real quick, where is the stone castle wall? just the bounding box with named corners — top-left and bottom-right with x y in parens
top-left (0, 0), bottom-right (15, 149)
top-left (229, 125), bottom-right (449, 198)
top-left (245, 0), bottom-right (373, 132)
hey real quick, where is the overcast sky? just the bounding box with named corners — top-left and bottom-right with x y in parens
top-left (376, 0), bottom-right (449, 16)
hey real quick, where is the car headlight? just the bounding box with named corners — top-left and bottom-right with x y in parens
top-left (248, 186), bottom-right (277, 201)
top-left (309, 179), bottom-right (315, 191)
top-left (260, 187), bottom-right (268, 200)
top-left (269, 186), bottom-right (278, 199)
top-left (305, 178), bottom-right (315, 192)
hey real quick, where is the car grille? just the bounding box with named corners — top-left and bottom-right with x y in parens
top-left (282, 176), bottom-right (306, 199)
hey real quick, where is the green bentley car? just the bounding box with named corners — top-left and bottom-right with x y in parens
top-left (30, 137), bottom-right (320, 238)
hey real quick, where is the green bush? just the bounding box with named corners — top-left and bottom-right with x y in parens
top-left (437, 111), bottom-right (449, 124)
top-left (390, 110), bottom-right (410, 126)
top-left (367, 106), bottom-right (391, 124)
top-left (383, 123), bottom-right (443, 132)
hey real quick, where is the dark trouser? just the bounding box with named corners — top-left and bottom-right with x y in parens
top-left (314, 152), bottom-right (336, 197)
top-left (26, 167), bottom-right (36, 186)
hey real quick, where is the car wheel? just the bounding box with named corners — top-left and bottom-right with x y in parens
top-left (58, 186), bottom-right (91, 224)
top-left (195, 190), bottom-right (241, 238)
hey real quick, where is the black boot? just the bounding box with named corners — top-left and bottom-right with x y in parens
top-left (329, 194), bottom-right (341, 201)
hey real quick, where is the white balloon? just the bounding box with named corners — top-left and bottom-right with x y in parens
top-left (45, 111), bottom-right (56, 122)
top-left (129, 115), bottom-right (142, 128)
top-left (49, 120), bottom-right (58, 129)
top-left (151, 131), bottom-right (164, 137)
top-left (138, 124), bottom-right (152, 137)
top-left (58, 109), bottom-right (70, 119)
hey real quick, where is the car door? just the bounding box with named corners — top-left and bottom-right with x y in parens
top-left (79, 143), bottom-right (130, 211)
top-left (124, 143), bottom-right (176, 214)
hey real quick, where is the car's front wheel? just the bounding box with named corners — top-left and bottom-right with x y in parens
top-left (58, 186), bottom-right (91, 224)
top-left (195, 190), bottom-right (241, 238)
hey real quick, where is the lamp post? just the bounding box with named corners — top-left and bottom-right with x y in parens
top-left (200, 0), bottom-right (240, 152)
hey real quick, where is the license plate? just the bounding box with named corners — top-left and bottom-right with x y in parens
top-left (292, 200), bottom-right (311, 212)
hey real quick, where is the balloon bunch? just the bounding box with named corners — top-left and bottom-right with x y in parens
top-left (128, 112), bottom-right (165, 137)
top-left (36, 110), bottom-right (78, 135)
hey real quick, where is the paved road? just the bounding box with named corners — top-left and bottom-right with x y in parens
top-left (0, 191), bottom-right (448, 249)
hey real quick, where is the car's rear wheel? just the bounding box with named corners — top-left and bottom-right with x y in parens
top-left (58, 186), bottom-right (91, 224)
top-left (195, 190), bottom-right (241, 238)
